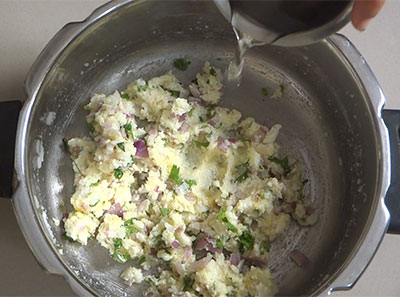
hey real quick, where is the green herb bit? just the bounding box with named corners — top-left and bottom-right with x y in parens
top-left (113, 250), bottom-right (131, 263)
top-left (117, 142), bottom-right (125, 152)
top-left (199, 111), bottom-right (216, 123)
top-left (268, 156), bottom-right (289, 170)
top-left (169, 90), bottom-right (180, 98)
top-left (91, 180), bottom-right (100, 186)
top-left (160, 207), bottom-right (169, 217)
top-left (227, 293), bottom-right (235, 297)
top-left (234, 160), bottom-right (250, 183)
top-left (173, 58), bottom-right (191, 71)
top-left (262, 87), bottom-right (269, 96)
top-left (87, 121), bottom-right (95, 133)
top-left (72, 160), bottom-right (84, 176)
top-left (146, 203), bottom-right (154, 216)
top-left (113, 238), bottom-right (123, 249)
top-left (114, 167), bottom-right (124, 179)
top-left (145, 276), bottom-right (156, 286)
top-left (193, 140), bottom-right (209, 148)
top-left (83, 104), bottom-right (91, 110)
top-left (238, 230), bottom-right (254, 253)
top-left (121, 92), bottom-right (130, 99)
top-left (89, 200), bottom-right (99, 207)
top-left (182, 276), bottom-right (195, 291)
top-left (185, 179), bottom-right (197, 189)
top-left (62, 138), bottom-right (69, 152)
top-left (123, 122), bottom-right (134, 140)
top-left (161, 137), bottom-right (168, 147)
top-left (188, 108), bottom-right (194, 117)
top-left (137, 82), bottom-right (148, 92)
top-left (216, 206), bottom-right (227, 221)
top-left (210, 68), bottom-right (216, 76)
top-left (124, 219), bottom-right (139, 235)
top-left (260, 240), bottom-right (271, 255)
top-left (216, 207), bottom-right (238, 233)
top-left (227, 222), bottom-right (238, 233)
top-left (169, 164), bottom-right (183, 185)
top-left (137, 255), bottom-right (146, 265)
top-left (216, 238), bottom-right (223, 249)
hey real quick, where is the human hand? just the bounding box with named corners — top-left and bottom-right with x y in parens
top-left (352, 0), bottom-right (386, 31)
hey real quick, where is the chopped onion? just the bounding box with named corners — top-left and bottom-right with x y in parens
top-left (188, 253), bottom-right (212, 272)
top-left (175, 226), bottom-right (183, 233)
top-left (154, 186), bottom-right (159, 192)
top-left (289, 249), bottom-right (309, 267)
top-left (230, 253), bottom-right (240, 266)
top-left (253, 127), bottom-right (267, 143)
top-left (149, 127), bottom-right (158, 136)
top-left (195, 238), bottom-right (208, 250)
top-left (189, 84), bottom-right (201, 98)
top-left (185, 193), bottom-right (195, 201)
top-left (179, 122), bottom-right (190, 132)
top-left (208, 118), bottom-right (218, 127)
top-left (171, 240), bottom-right (181, 248)
top-left (134, 139), bottom-right (149, 158)
top-left (107, 203), bottom-right (123, 217)
top-left (146, 293), bottom-right (154, 297)
top-left (82, 204), bottom-right (90, 211)
top-left (228, 138), bottom-right (237, 144)
top-left (183, 247), bottom-right (192, 260)
top-left (178, 114), bottom-right (186, 122)
top-left (173, 261), bottom-right (185, 276)
top-left (217, 136), bottom-right (228, 152)
top-left (207, 242), bottom-right (222, 254)
top-left (104, 121), bottom-right (112, 130)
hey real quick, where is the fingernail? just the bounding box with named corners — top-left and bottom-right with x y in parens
top-left (357, 18), bottom-right (372, 31)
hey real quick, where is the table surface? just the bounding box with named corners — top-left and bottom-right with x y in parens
top-left (1, 1), bottom-right (399, 296)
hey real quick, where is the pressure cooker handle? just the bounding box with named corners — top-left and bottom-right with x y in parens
top-left (0, 101), bottom-right (22, 198)
top-left (382, 110), bottom-right (400, 234)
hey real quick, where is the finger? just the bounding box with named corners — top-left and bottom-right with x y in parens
top-left (352, 0), bottom-right (386, 31)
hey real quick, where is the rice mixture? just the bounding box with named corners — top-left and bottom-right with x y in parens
top-left (63, 62), bottom-right (317, 297)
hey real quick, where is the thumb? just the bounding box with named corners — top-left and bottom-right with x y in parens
top-left (352, 0), bottom-right (386, 31)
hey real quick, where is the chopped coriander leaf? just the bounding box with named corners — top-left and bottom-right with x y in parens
top-left (260, 240), bottom-right (271, 255)
top-left (124, 219), bottom-right (139, 235)
top-left (123, 122), bottom-right (134, 140)
top-left (161, 137), bottom-right (168, 147)
top-left (114, 167), bottom-right (123, 179)
top-left (199, 111), bottom-right (216, 123)
top-left (185, 179), bottom-right (197, 189)
top-left (259, 192), bottom-right (265, 199)
top-left (138, 255), bottom-right (146, 265)
top-left (235, 160), bottom-right (250, 183)
top-left (87, 121), bottom-right (95, 133)
top-left (216, 238), bottom-right (223, 249)
top-left (146, 203), bottom-right (154, 216)
top-left (89, 200), bottom-right (99, 207)
top-left (227, 293), bottom-right (235, 297)
top-left (113, 238), bottom-right (123, 249)
top-left (83, 104), bottom-right (91, 110)
top-left (113, 250), bottom-right (131, 263)
top-left (238, 230), bottom-right (254, 253)
top-left (262, 87), bottom-right (269, 96)
top-left (117, 142), bottom-right (125, 151)
top-left (62, 138), bottom-right (69, 152)
top-left (169, 164), bottom-right (183, 185)
top-left (182, 276), bottom-right (195, 291)
top-left (145, 276), bottom-right (156, 286)
top-left (193, 140), bottom-right (209, 148)
top-left (210, 67), bottom-right (216, 76)
top-left (121, 92), bottom-right (130, 99)
top-left (216, 206), bottom-right (227, 221)
top-left (268, 156), bottom-right (289, 170)
top-left (91, 180), bottom-right (100, 186)
top-left (160, 207), bottom-right (169, 217)
top-left (137, 82), bottom-right (148, 92)
top-left (188, 108), bottom-right (194, 117)
top-left (227, 222), bottom-right (238, 233)
top-left (169, 90), bottom-right (180, 98)
top-left (173, 58), bottom-right (191, 71)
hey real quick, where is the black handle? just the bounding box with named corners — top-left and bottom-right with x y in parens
top-left (382, 110), bottom-right (400, 234)
top-left (0, 101), bottom-right (22, 198)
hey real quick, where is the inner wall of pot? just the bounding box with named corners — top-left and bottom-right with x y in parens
top-left (25, 0), bottom-right (380, 296)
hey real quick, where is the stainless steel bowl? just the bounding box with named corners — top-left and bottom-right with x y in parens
top-left (8, 0), bottom-right (399, 296)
